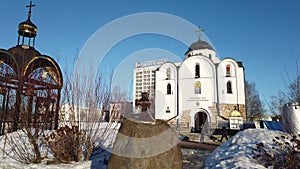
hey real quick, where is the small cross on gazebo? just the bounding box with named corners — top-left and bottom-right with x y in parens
top-left (26, 1), bottom-right (35, 18)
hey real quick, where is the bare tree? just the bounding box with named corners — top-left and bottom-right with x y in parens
top-left (111, 86), bottom-right (128, 103)
top-left (285, 62), bottom-right (300, 102)
top-left (45, 68), bottom-right (121, 163)
top-left (268, 90), bottom-right (287, 116)
top-left (109, 86), bottom-right (131, 122)
top-left (268, 59), bottom-right (300, 116)
top-left (246, 81), bottom-right (266, 117)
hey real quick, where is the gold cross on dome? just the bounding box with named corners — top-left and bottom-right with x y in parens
top-left (26, 1), bottom-right (35, 18)
top-left (195, 25), bottom-right (204, 40)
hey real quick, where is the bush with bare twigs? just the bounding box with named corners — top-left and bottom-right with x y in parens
top-left (42, 70), bottom-right (123, 164)
top-left (0, 104), bottom-right (52, 164)
top-left (252, 134), bottom-right (300, 168)
top-left (1, 127), bottom-right (47, 164)
top-left (45, 125), bottom-right (86, 163)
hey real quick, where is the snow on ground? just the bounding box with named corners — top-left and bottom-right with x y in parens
top-left (0, 126), bottom-right (290, 169)
top-left (0, 122), bottom-right (118, 169)
top-left (204, 128), bottom-right (289, 169)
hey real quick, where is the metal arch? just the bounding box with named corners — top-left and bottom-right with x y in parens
top-left (23, 55), bottom-right (63, 87)
top-left (0, 49), bottom-right (19, 75)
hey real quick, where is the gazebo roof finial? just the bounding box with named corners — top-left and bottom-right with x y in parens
top-left (26, 1), bottom-right (36, 19)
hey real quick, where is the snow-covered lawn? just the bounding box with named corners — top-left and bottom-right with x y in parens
top-left (0, 127), bottom-right (291, 169)
top-left (0, 122), bottom-right (118, 169)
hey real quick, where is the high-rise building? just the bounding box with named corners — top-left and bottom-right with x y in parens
top-left (132, 58), bottom-right (168, 107)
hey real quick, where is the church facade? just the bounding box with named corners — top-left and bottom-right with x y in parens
top-left (154, 37), bottom-right (246, 132)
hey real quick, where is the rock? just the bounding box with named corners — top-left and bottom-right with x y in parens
top-left (108, 119), bottom-right (182, 169)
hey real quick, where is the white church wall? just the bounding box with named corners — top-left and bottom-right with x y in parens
top-left (218, 59), bottom-right (245, 104)
top-left (155, 62), bottom-right (177, 120)
top-left (178, 56), bottom-right (217, 121)
top-left (185, 49), bottom-right (220, 64)
top-left (236, 66), bottom-right (246, 104)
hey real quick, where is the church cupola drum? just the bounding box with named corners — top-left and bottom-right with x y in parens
top-left (0, 1), bottom-right (63, 135)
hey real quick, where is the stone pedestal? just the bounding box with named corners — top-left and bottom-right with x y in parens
top-left (108, 119), bottom-right (182, 169)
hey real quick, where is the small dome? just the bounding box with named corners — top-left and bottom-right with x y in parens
top-left (230, 110), bottom-right (242, 117)
top-left (188, 39), bottom-right (213, 51)
top-left (18, 18), bottom-right (38, 38)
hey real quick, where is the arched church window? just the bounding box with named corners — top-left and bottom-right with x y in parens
top-left (166, 67), bottom-right (171, 79)
top-left (195, 64), bottom-right (200, 78)
top-left (209, 54), bottom-right (212, 60)
top-left (194, 81), bottom-right (201, 94)
top-left (167, 83), bottom-right (171, 94)
top-left (227, 81), bottom-right (232, 94)
top-left (226, 64), bottom-right (231, 77)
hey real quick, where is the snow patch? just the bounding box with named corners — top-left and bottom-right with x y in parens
top-left (204, 128), bottom-right (289, 169)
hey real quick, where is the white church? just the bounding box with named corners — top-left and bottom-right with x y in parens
top-left (133, 32), bottom-right (246, 132)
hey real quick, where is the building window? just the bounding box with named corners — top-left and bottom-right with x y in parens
top-left (195, 64), bottom-right (200, 78)
top-left (227, 81), bottom-right (232, 94)
top-left (166, 67), bottom-right (171, 79)
top-left (194, 81), bottom-right (201, 94)
top-left (167, 83), bottom-right (171, 94)
top-left (226, 64), bottom-right (231, 77)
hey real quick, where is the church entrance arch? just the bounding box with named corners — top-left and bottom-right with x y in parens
top-left (194, 110), bottom-right (208, 133)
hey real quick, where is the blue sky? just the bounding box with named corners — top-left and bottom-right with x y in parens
top-left (1, 0), bottom-right (300, 109)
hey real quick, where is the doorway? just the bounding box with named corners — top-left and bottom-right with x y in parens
top-left (194, 111), bottom-right (208, 133)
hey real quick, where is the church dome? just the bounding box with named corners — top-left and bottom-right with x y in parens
top-left (18, 18), bottom-right (38, 38)
top-left (187, 39), bottom-right (213, 52)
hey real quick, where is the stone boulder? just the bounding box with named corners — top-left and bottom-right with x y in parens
top-left (108, 119), bottom-right (182, 169)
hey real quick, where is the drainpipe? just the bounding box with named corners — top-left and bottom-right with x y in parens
top-left (235, 63), bottom-right (239, 111)
top-left (215, 62), bottom-right (230, 124)
top-left (215, 63), bottom-right (220, 117)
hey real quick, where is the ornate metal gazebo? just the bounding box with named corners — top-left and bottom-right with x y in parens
top-left (0, 1), bottom-right (63, 134)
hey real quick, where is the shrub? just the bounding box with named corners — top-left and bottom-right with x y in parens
top-left (252, 133), bottom-right (300, 168)
top-left (0, 128), bottom-right (45, 164)
top-left (45, 125), bottom-right (90, 163)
